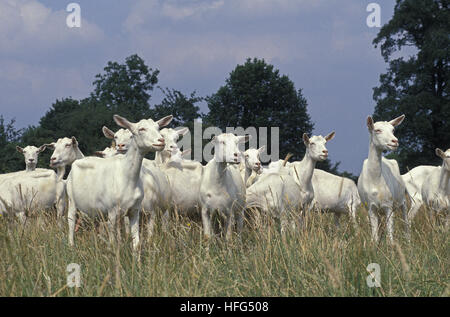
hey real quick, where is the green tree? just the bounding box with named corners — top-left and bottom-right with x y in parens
top-left (0, 116), bottom-right (23, 173)
top-left (372, 0), bottom-right (450, 172)
top-left (91, 54), bottom-right (160, 121)
top-left (152, 87), bottom-right (202, 131)
top-left (21, 98), bottom-right (113, 169)
top-left (204, 58), bottom-right (337, 169)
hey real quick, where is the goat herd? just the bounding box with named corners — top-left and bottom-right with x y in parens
top-left (0, 114), bottom-right (448, 253)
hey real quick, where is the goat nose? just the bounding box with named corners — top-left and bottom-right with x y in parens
top-left (118, 144), bottom-right (125, 148)
top-left (234, 153), bottom-right (238, 157)
top-left (323, 150), bottom-right (328, 154)
top-left (50, 157), bottom-right (56, 161)
top-left (392, 139), bottom-right (398, 144)
top-left (29, 159), bottom-right (34, 162)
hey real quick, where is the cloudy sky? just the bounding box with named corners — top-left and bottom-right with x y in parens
top-left (0, 0), bottom-right (399, 174)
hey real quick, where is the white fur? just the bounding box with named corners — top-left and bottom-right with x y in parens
top-left (239, 147), bottom-right (264, 187)
top-left (421, 149), bottom-right (450, 223)
top-left (311, 169), bottom-right (361, 226)
top-left (288, 132), bottom-right (336, 214)
top-left (357, 115), bottom-right (407, 242)
top-left (199, 133), bottom-right (248, 239)
top-left (66, 114), bottom-right (172, 251)
top-left (0, 169), bottom-right (58, 223)
top-left (246, 158), bottom-right (301, 233)
top-left (103, 125), bottom-right (172, 237)
top-left (46, 137), bottom-right (85, 219)
top-left (402, 165), bottom-right (438, 221)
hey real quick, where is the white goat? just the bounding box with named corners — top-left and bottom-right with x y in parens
top-left (0, 145), bottom-right (47, 186)
top-left (94, 143), bottom-right (118, 158)
top-left (240, 147), bottom-right (264, 187)
top-left (311, 169), bottom-right (361, 226)
top-left (0, 169), bottom-right (58, 223)
top-left (246, 154), bottom-right (301, 233)
top-left (157, 135), bottom-right (204, 218)
top-left (288, 132), bottom-right (336, 217)
top-left (402, 165), bottom-right (438, 222)
top-left (67, 114), bottom-right (173, 251)
top-left (199, 133), bottom-right (249, 240)
top-left (103, 125), bottom-right (172, 237)
top-left (154, 127), bottom-right (189, 164)
top-left (421, 148), bottom-right (450, 225)
top-left (357, 115), bottom-right (407, 242)
top-left (45, 137), bottom-right (85, 218)
top-left (16, 145), bottom-right (47, 172)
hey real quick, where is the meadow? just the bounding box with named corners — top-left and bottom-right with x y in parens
top-left (0, 207), bottom-right (448, 297)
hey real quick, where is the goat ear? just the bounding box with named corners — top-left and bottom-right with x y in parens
top-left (44, 142), bottom-right (55, 149)
top-left (71, 136), bottom-right (78, 147)
top-left (38, 145), bottom-right (46, 153)
top-left (435, 148), bottom-right (445, 159)
top-left (389, 114), bottom-right (405, 127)
top-left (258, 145), bottom-right (266, 154)
top-left (176, 127), bottom-right (189, 136)
top-left (93, 151), bottom-right (105, 158)
top-left (182, 149), bottom-right (191, 157)
top-left (156, 115), bottom-right (173, 128)
top-left (114, 114), bottom-right (134, 131)
top-left (367, 116), bottom-right (375, 131)
top-left (16, 146), bottom-right (24, 153)
top-left (325, 131), bottom-right (336, 142)
top-left (303, 133), bottom-right (310, 146)
top-left (238, 135), bottom-right (251, 143)
top-left (102, 126), bottom-right (115, 139)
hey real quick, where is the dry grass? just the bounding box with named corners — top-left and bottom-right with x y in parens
top-left (0, 206), bottom-right (448, 297)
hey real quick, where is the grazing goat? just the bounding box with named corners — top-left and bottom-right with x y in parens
top-left (199, 133), bottom-right (249, 240)
top-left (357, 115), bottom-right (407, 242)
top-left (421, 148), bottom-right (450, 226)
top-left (67, 114), bottom-right (173, 251)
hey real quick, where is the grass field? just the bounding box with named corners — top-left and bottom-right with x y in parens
top-left (0, 207), bottom-right (448, 297)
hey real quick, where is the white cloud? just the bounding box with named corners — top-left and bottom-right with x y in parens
top-left (0, 0), bottom-right (104, 54)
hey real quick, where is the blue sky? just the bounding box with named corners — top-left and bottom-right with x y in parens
top-left (0, 0), bottom-right (399, 174)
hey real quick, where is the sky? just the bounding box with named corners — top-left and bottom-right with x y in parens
top-left (0, 0), bottom-right (399, 175)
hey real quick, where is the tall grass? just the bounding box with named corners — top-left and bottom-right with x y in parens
top-left (0, 207), bottom-right (448, 297)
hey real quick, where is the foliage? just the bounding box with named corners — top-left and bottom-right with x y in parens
top-left (0, 116), bottom-right (23, 173)
top-left (372, 0), bottom-right (450, 172)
